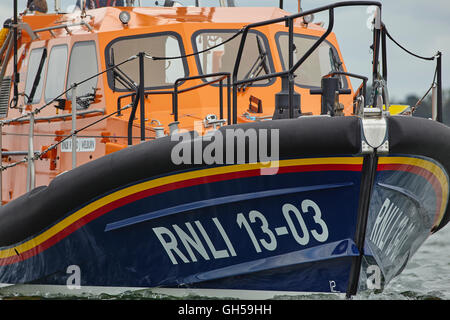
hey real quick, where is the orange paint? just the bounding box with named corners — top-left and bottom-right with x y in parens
top-left (1, 6), bottom-right (354, 202)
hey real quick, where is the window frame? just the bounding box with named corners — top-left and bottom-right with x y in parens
top-left (66, 40), bottom-right (99, 101)
top-left (44, 44), bottom-right (69, 103)
top-left (275, 31), bottom-right (349, 90)
top-left (104, 31), bottom-right (190, 92)
top-left (190, 29), bottom-right (276, 87)
top-left (24, 47), bottom-right (48, 105)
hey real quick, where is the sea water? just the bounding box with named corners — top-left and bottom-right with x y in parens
top-left (1, 226), bottom-right (449, 300)
top-left (361, 224), bottom-right (450, 300)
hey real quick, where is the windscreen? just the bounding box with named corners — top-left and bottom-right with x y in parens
top-left (276, 33), bottom-right (348, 88)
top-left (192, 30), bottom-right (273, 85)
top-left (106, 32), bottom-right (188, 91)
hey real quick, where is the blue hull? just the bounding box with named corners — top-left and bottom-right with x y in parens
top-left (0, 157), bottom-right (364, 293)
top-left (0, 115), bottom-right (449, 297)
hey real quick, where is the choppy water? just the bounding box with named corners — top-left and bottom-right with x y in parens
top-left (360, 225), bottom-right (450, 300)
top-left (1, 226), bottom-right (449, 300)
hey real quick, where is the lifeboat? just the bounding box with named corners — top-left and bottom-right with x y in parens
top-left (0, 0), bottom-right (448, 299)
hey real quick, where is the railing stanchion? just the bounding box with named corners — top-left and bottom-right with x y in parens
top-left (128, 89), bottom-right (140, 146)
top-left (381, 25), bottom-right (388, 81)
top-left (432, 83), bottom-right (437, 121)
top-left (174, 84), bottom-right (179, 122)
top-left (138, 52), bottom-right (146, 142)
top-left (13, 0), bottom-right (18, 107)
top-left (0, 124), bottom-right (2, 206)
top-left (219, 79), bottom-right (224, 120)
top-left (27, 112), bottom-right (35, 191)
top-left (288, 17), bottom-right (294, 118)
top-left (232, 83), bottom-right (237, 124)
top-left (227, 75), bottom-right (231, 125)
top-left (71, 84), bottom-right (77, 169)
top-left (436, 52), bottom-right (443, 123)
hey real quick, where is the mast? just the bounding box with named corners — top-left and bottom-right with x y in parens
top-left (13, 0), bottom-right (18, 108)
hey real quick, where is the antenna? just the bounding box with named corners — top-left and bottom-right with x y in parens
top-left (12, 0), bottom-right (18, 108)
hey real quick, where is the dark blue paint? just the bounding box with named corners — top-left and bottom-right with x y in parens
top-left (1, 167), bottom-right (364, 293)
top-left (105, 182), bottom-right (354, 232)
top-left (363, 158), bottom-right (443, 287)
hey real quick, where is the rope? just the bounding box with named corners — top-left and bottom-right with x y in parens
top-left (0, 55), bottom-right (139, 171)
top-left (38, 104), bottom-right (132, 159)
top-left (2, 54), bottom-right (137, 125)
top-left (2, 132), bottom-right (149, 140)
top-left (384, 26), bottom-right (437, 61)
top-left (0, 104), bottom-right (133, 171)
top-left (2, 27), bottom-right (247, 171)
top-left (411, 65), bottom-right (438, 113)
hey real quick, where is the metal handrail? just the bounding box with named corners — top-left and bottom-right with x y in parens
top-left (0, 104), bottom-right (132, 170)
top-left (2, 109), bottom-right (105, 124)
top-left (124, 72), bottom-right (231, 145)
top-left (121, 72), bottom-right (231, 117)
top-left (32, 21), bottom-right (94, 38)
top-left (231, 1), bottom-right (382, 123)
top-left (173, 73), bottom-right (231, 123)
top-left (0, 53), bottom-right (138, 208)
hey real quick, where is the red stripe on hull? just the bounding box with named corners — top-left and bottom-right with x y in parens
top-left (377, 163), bottom-right (443, 224)
top-left (0, 163), bottom-right (362, 266)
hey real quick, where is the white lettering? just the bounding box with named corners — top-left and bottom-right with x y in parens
top-left (366, 265), bottom-right (382, 289)
top-left (213, 217), bottom-right (236, 256)
top-left (249, 210), bottom-right (277, 251)
top-left (170, 130), bottom-right (194, 165)
top-left (173, 223), bottom-right (210, 262)
top-left (170, 127), bottom-right (279, 166)
top-left (202, 131), bottom-right (224, 165)
top-left (237, 212), bottom-right (262, 253)
top-left (66, 265), bottom-right (81, 289)
top-left (370, 198), bottom-right (391, 242)
top-left (195, 221), bottom-right (230, 259)
top-left (178, 304), bottom-right (212, 317)
top-left (61, 138), bottom-right (96, 152)
top-left (329, 280), bottom-right (338, 293)
top-left (302, 199), bottom-right (329, 242)
top-left (152, 226), bottom-right (189, 265)
top-left (282, 203), bottom-right (310, 246)
top-left (154, 200), bottom-right (328, 264)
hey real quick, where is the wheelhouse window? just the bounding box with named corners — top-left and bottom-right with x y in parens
top-left (192, 30), bottom-right (274, 85)
top-left (25, 47), bottom-right (47, 104)
top-left (67, 41), bottom-right (99, 101)
top-left (105, 32), bottom-right (188, 91)
top-left (45, 45), bottom-right (68, 103)
top-left (276, 33), bottom-right (348, 88)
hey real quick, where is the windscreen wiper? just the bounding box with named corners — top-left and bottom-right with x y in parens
top-left (109, 47), bottom-right (136, 92)
top-left (329, 47), bottom-right (344, 88)
top-left (238, 36), bottom-right (270, 91)
top-left (27, 48), bottom-right (47, 104)
top-left (113, 67), bottom-right (137, 92)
